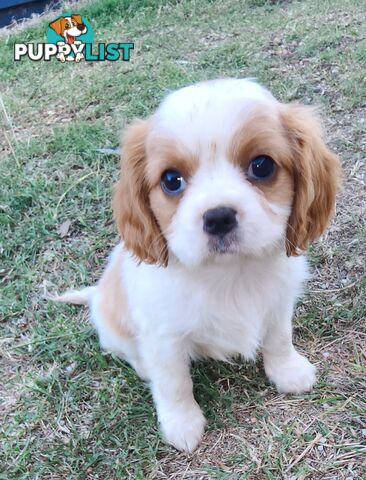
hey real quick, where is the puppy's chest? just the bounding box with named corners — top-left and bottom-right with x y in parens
top-left (149, 268), bottom-right (278, 360)
top-left (127, 256), bottom-right (295, 359)
top-left (190, 280), bottom-right (266, 360)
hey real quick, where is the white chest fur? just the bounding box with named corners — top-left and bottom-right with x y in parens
top-left (122, 250), bottom-right (308, 362)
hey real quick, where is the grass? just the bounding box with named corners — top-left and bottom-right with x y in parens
top-left (0, 0), bottom-right (365, 478)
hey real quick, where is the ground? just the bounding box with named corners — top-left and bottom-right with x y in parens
top-left (0, 0), bottom-right (365, 478)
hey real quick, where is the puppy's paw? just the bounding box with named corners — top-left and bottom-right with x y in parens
top-left (160, 403), bottom-right (206, 452)
top-left (264, 352), bottom-right (316, 394)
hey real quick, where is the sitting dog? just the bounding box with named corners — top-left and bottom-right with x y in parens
top-left (57, 79), bottom-right (341, 452)
top-left (49, 15), bottom-right (87, 62)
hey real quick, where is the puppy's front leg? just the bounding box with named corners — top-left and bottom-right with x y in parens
top-left (140, 338), bottom-right (206, 452)
top-left (262, 300), bottom-right (316, 394)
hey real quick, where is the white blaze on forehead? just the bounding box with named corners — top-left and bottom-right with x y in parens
top-left (153, 79), bottom-right (279, 158)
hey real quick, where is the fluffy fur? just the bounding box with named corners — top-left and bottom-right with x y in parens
top-left (57, 79), bottom-right (341, 452)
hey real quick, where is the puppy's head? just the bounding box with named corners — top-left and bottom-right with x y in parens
top-left (114, 79), bottom-right (341, 267)
top-left (49, 15), bottom-right (87, 42)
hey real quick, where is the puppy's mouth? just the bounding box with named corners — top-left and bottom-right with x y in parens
top-left (66, 33), bottom-right (75, 44)
top-left (207, 232), bottom-right (239, 254)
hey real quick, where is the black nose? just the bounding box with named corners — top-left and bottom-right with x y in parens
top-left (77, 24), bottom-right (86, 31)
top-left (203, 207), bottom-right (238, 236)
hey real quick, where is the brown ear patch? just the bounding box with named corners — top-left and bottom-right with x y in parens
top-left (71, 14), bottom-right (83, 24)
top-left (113, 120), bottom-right (169, 267)
top-left (49, 17), bottom-right (66, 36)
top-left (280, 104), bottom-right (342, 256)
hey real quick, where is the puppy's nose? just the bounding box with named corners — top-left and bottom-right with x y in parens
top-left (77, 24), bottom-right (86, 31)
top-left (203, 207), bottom-right (238, 236)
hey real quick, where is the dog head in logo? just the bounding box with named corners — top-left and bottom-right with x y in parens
top-left (49, 15), bottom-right (87, 44)
top-left (48, 14), bottom-right (89, 62)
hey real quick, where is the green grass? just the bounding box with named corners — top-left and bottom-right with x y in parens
top-left (1, 0), bottom-right (365, 478)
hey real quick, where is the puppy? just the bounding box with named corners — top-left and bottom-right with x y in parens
top-left (49, 15), bottom-right (87, 62)
top-left (58, 79), bottom-right (341, 452)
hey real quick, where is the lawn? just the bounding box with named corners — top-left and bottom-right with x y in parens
top-left (0, 0), bottom-right (365, 478)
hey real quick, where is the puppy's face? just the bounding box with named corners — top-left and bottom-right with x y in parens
top-left (114, 79), bottom-right (341, 267)
top-left (49, 15), bottom-right (87, 43)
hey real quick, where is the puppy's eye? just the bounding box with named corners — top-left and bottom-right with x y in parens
top-left (161, 170), bottom-right (187, 195)
top-left (248, 155), bottom-right (275, 180)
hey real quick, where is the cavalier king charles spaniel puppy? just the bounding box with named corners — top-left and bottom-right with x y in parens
top-left (58, 78), bottom-right (341, 452)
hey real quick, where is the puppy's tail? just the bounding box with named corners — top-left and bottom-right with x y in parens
top-left (50, 286), bottom-right (97, 306)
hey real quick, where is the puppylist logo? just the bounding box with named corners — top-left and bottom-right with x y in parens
top-left (14, 13), bottom-right (134, 63)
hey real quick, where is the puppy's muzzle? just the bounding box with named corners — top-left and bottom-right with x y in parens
top-left (203, 207), bottom-right (238, 236)
top-left (76, 23), bottom-right (87, 33)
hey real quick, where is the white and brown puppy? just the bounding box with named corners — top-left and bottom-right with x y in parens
top-left (58, 79), bottom-right (341, 452)
top-left (49, 15), bottom-right (87, 62)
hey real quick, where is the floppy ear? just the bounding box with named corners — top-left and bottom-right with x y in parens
top-left (281, 104), bottom-right (342, 256)
top-left (113, 120), bottom-right (168, 266)
top-left (49, 17), bottom-right (65, 36)
top-left (71, 14), bottom-right (83, 24)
